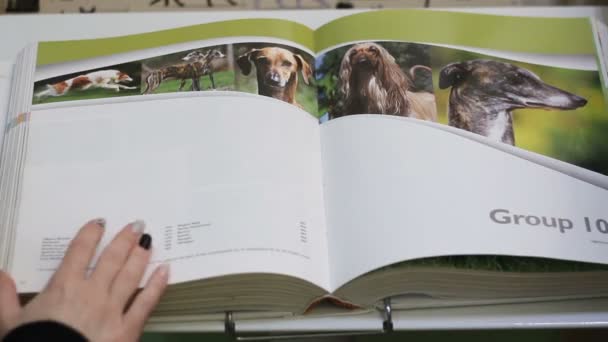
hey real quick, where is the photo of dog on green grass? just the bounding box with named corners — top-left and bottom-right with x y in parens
top-left (431, 47), bottom-right (607, 177)
top-left (234, 42), bottom-right (318, 116)
top-left (141, 44), bottom-right (234, 95)
top-left (32, 62), bottom-right (141, 105)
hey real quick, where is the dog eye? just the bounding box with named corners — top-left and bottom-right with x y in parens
top-left (282, 60), bottom-right (293, 67)
top-left (257, 57), bottom-right (269, 65)
top-left (368, 46), bottom-right (378, 53)
top-left (506, 73), bottom-right (524, 84)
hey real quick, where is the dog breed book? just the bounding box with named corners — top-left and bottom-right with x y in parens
top-left (2, 10), bottom-right (608, 318)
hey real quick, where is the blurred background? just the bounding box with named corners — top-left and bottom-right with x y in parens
top-left (2, 0), bottom-right (608, 13)
top-left (430, 48), bottom-right (608, 177)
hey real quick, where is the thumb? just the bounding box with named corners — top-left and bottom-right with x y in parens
top-left (0, 271), bottom-right (20, 332)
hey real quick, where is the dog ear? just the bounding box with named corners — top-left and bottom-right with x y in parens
top-left (338, 49), bottom-right (353, 99)
top-left (237, 49), bottom-right (260, 76)
top-left (375, 44), bottom-right (396, 64)
top-left (439, 62), bottom-right (467, 89)
top-left (294, 54), bottom-right (312, 85)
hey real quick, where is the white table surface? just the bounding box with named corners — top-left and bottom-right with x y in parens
top-left (1, 6), bottom-right (607, 334)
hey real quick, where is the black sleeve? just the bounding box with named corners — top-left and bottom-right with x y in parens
top-left (2, 321), bottom-right (87, 342)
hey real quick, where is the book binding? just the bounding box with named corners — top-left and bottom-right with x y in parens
top-left (222, 297), bottom-right (394, 340)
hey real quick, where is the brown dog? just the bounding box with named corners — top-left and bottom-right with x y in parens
top-left (337, 42), bottom-right (437, 121)
top-left (237, 47), bottom-right (312, 107)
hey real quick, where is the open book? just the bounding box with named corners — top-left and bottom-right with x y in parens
top-left (2, 10), bottom-right (608, 319)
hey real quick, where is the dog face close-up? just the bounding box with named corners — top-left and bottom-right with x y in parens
top-left (208, 49), bottom-right (226, 60)
top-left (237, 47), bottom-right (312, 89)
top-left (438, 59), bottom-right (588, 146)
top-left (339, 42), bottom-right (405, 99)
top-left (336, 42), bottom-right (419, 118)
top-left (117, 72), bottom-right (134, 83)
top-left (182, 49), bottom-right (226, 63)
top-left (342, 42), bottom-right (392, 74)
top-left (439, 60), bottom-right (587, 111)
top-left (182, 50), bottom-right (207, 62)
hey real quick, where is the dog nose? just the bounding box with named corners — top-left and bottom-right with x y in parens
top-left (355, 57), bottom-right (370, 65)
top-left (572, 95), bottom-right (587, 107)
top-left (266, 72), bottom-right (282, 86)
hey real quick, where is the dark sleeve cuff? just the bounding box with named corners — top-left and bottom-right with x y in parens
top-left (3, 321), bottom-right (87, 342)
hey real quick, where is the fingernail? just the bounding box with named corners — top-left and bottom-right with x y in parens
top-left (158, 264), bottom-right (170, 279)
top-left (139, 233), bottom-right (152, 250)
top-left (131, 220), bottom-right (145, 234)
top-left (92, 218), bottom-right (106, 228)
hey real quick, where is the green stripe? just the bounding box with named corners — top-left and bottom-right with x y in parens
top-left (37, 11), bottom-right (596, 66)
top-left (315, 10), bottom-right (595, 55)
top-left (37, 19), bottom-right (314, 66)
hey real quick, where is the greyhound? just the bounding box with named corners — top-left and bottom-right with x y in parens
top-left (439, 59), bottom-right (587, 145)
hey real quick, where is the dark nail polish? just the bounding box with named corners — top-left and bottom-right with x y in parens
top-left (139, 233), bottom-right (152, 250)
top-left (93, 218), bottom-right (106, 228)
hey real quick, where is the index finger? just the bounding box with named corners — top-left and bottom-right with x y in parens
top-left (48, 218), bottom-right (105, 288)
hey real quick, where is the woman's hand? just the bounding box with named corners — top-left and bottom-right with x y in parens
top-left (0, 219), bottom-right (169, 341)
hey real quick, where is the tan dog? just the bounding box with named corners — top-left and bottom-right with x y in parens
top-left (337, 42), bottom-right (437, 121)
top-left (237, 47), bottom-right (312, 107)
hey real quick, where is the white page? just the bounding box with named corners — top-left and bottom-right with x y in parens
top-left (321, 115), bottom-right (608, 291)
top-left (11, 93), bottom-right (330, 293)
top-left (0, 62), bottom-right (12, 153)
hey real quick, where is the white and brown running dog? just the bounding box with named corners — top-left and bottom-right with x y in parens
top-left (35, 70), bottom-right (135, 98)
top-left (336, 42), bottom-right (437, 121)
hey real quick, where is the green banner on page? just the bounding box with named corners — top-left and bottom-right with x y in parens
top-left (36, 19), bottom-right (315, 66)
top-left (314, 10), bottom-right (595, 55)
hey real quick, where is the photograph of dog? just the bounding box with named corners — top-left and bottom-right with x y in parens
top-left (431, 46), bottom-right (608, 176)
top-left (234, 43), bottom-right (317, 115)
top-left (316, 41), bottom-right (437, 122)
top-left (33, 62), bottom-right (141, 105)
top-left (141, 44), bottom-right (233, 95)
top-left (439, 59), bottom-right (588, 146)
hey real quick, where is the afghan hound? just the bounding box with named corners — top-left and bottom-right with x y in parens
top-left (335, 42), bottom-right (437, 121)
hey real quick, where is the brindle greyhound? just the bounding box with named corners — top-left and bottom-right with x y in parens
top-left (181, 49), bottom-right (226, 91)
top-left (143, 49), bottom-right (225, 94)
top-left (439, 59), bottom-right (587, 145)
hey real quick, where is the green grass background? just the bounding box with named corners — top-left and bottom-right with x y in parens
top-left (317, 43), bottom-right (608, 177)
top-left (430, 46), bottom-right (608, 176)
top-left (32, 86), bottom-right (140, 105)
top-left (143, 70), bottom-right (235, 94)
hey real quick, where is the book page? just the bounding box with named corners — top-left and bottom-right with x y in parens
top-left (310, 10), bottom-right (608, 291)
top-left (3, 18), bottom-right (334, 292)
top-left (322, 116), bottom-right (608, 291)
top-left (10, 94), bottom-right (330, 293)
